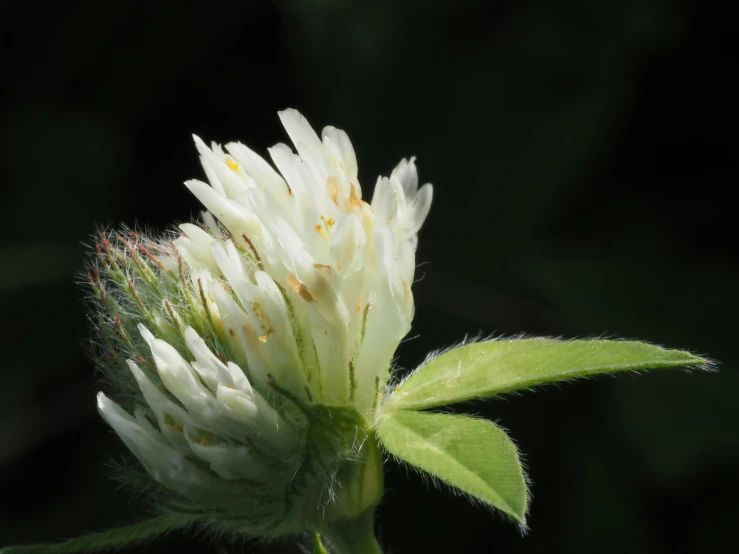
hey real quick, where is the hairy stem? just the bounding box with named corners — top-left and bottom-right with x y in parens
top-left (1, 513), bottom-right (194, 554)
top-left (316, 508), bottom-right (382, 554)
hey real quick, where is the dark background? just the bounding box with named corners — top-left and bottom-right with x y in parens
top-left (1, 1), bottom-right (736, 553)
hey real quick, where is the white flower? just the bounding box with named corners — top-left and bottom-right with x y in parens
top-left (91, 109), bottom-right (432, 534)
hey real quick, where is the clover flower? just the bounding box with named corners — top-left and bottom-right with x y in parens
top-left (4, 108), bottom-right (706, 554)
top-left (88, 109), bottom-right (432, 537)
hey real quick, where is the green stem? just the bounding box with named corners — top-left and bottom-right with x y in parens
top-left (316, 508), bottom-right (382, 554)
top-left (1, 513), bottom-right (194, 554)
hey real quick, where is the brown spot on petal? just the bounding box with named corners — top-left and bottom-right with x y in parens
top-left (313, 263), bottom-right (333, 275)
top-left (286, 275), bottom-right (315, 302)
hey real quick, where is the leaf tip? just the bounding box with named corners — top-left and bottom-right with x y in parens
top-left (517, 520), bottom-right (530, 537)
top-left (671, 350), bottom-right (717, 372)
top-left (503, 497), bottom-right (529, 529)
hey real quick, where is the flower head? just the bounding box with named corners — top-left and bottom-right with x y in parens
top-left (89, 109), bottom-right (432, 535)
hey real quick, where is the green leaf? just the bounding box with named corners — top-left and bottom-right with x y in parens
top-left (387, 339), bottom-right (707, 411)
top-left (376, 410), bottom-right (527, 523)
top-left (1, 514), bottom-right (194, 554)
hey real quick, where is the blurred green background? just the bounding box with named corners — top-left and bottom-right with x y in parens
top-left (1, 0), bottom-right (736, 552)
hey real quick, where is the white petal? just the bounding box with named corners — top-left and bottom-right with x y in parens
top-left (174, 223), bottom-right (219, 271)
top-left (226, 361), bottom-right (252, 394)
top-left (408, 183), bottom-right (433, 234)
top-left (193, 136), bottom-right (226, 196)
top-left (137, 323), bottom-right (156, 348)
top-left (193, 136), bottom-right (250, 199)
top-left (253, 270), bottom-right (300, 358)
top-left (216, 384), bottom-right (300, 458)
top-left (150, 339), bottom-right (212, 412)
top-left (184, 326), bottom-right (233, 389)
top-left (127, 360), bottom-right (195, 453)
top-left (201, 211), bottom-right (220, 235)
top-left (216, 383), bottom-right (258, 419)
top-left (210, 240), bottom-right (248, 288)
top-left (278, 109), bottom-right (327, 185)
top-left (210, 285), bottom-right (270, 392)
top-left (185, 180), bottom-right (260, 239)
top-left (322, 126), bottom-right (358, 198)
top-left (182, 427), bottom-right (279, 482)
top-left (97, 392), bottom-right (241, 504)
top-left (268, 143), bottom-right (313, 214)
top-left (371, 176), bottom-right (399, 223)
top-left (179, 223), bottom-right (215, 255)
top-left (391, 157), bottom-right (419, 196)
top-left (225, 141), bottom-right (290, 200)
top-left (330, 214), bottom-right (366, 275)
